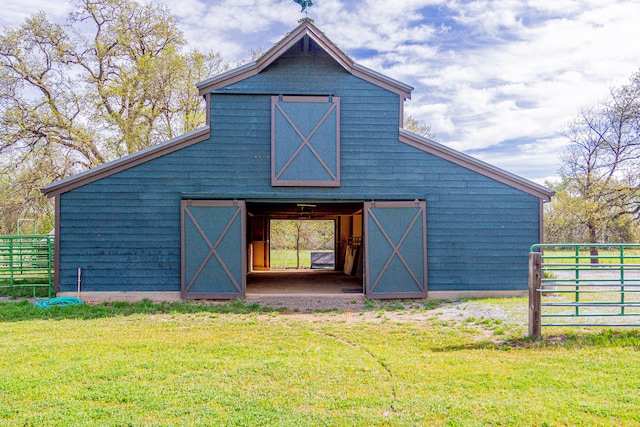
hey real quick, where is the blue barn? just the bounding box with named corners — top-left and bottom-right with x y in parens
top-left (43, 20), bottom-right (552, 301)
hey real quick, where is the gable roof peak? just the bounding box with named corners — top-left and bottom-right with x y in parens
top-left (196, 20), bottom-right (413, 99)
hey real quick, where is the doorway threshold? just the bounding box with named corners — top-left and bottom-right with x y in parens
top-left (246, 270), bottom-right (363, 297)
top-left (246, 293), bottom-right (364, 299)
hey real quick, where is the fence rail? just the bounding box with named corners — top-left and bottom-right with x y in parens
top-left (0, 234), bottom-right (54, 298)
top-left (529, 243), bottom-right (640, 338)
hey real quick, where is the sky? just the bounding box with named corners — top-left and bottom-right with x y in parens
top-left (2, 0), bottom-right (640, 185)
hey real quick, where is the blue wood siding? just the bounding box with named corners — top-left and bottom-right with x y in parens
top-left (57, 43), bottom-right (541, 294)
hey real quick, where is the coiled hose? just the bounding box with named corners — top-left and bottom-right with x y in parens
top-left (35, 297), bottom-right (84, 309)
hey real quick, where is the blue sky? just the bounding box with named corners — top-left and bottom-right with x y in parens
top-left (2, 0), bottom-right (640, 184)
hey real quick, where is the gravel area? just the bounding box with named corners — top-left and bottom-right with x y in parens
top-left (244, 296), bottom-right (528, 330)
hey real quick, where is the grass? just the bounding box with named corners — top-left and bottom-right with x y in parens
top-left (0, 264), bottom-right (53, 299)
top-left (540, 288), bottom-right (640, 324)
top-left (1, 298), bottom-right (640, 426)
top-left (0, 282), bottom-right (52, 299)
top-left (270, 249), bottom-right (333, 269)
top-left (541, 248), bottom-right (640, 265)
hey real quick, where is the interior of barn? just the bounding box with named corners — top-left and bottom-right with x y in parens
top-left (245, 201), bottom-right (364, 295)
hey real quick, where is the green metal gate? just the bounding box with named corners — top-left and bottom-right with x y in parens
top-left (529, 243), bottom-right (640, 338)
top-left (0, 234), bottom-right (54, 298)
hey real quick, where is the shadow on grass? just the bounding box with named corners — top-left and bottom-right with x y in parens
top-left (431, 329), bottom-right (640, 352)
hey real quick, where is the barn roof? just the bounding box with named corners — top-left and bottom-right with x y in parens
top-left (196, 19), bottom-right (413, 99)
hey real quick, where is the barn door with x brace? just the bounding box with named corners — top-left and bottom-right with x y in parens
top-left (181, 200), bottom-right (246, 299)
top-left (271, 95), bottom-right (340, 186)
top-left (364, 201), bottom-right (427, 299)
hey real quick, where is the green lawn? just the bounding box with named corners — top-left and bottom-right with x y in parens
top-left (1, 298), bottom-right (640, 426)
top-left (270, 249), bottom-right (333, 269)
top-left (541, 248), bottom-right (640, 265)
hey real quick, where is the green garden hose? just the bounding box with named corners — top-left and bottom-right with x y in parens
top-left (34, 297), bottom-right (84, 309)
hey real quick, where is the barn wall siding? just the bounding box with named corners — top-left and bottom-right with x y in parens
top-left (57, 45), bottom-right (541, 294)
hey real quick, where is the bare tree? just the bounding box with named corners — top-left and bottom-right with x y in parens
top-left (551, 69), bottom-right (640, 251)
top-left (404, 112), bottom-right (437, 140)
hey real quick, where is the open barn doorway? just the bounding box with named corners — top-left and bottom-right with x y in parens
top-left (245, 202), bottom-right (363, 296)
top-left (269, 219), bottom-right (335, 270)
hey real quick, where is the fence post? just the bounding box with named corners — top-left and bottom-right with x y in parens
top-left (8, 238), bottom-right (14, 287)
top-left (528, 252), bottom-right (542, 339)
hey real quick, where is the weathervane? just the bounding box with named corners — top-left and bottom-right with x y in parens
top-left (293, 0), bottom-right (313, 16)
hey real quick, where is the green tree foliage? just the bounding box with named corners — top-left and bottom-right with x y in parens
top-left (546, 69), bottom-right (640, 244)
top-left (0, 0), bottom-right (229, 234)
top-left (544, 179), bottom-right (640, 243)
top-left (0, 154), bottom-right (58, 235)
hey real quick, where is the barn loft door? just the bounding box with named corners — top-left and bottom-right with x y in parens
top-left (271, 95), bottom-right (340, 187)
top-left (364, 201), bottom-right (427, 299)
top-left (181, 200), bottom-right (246, 299)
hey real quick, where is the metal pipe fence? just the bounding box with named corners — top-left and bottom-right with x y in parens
top-left (0, 234), bottom-right (54, 299)
top-left (529, 243), bottom-right (640, 338)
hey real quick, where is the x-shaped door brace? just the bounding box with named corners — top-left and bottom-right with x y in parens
top-left (184, 207), bottom-right (242, 293)
top-left (368, 208), bottom-right (424, 293)
top-left (274, 102), bottom-right (337, 181)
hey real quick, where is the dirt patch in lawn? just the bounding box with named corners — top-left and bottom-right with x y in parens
top-left (245, 296), bottom-right (528, 329)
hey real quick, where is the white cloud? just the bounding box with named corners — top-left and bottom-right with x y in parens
top-left (161, 0), bottom-right (208, 21)
top-left (382, 0), bottom-right (640, 183)
top-left (0, 0), bottom-right (70, 27)
top-left (469, 135), bottom-right (571, 185)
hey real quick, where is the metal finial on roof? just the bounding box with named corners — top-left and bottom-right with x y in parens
top-left (293, 0), bottom-right (313, 15)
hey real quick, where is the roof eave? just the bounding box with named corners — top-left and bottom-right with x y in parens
top-left (196, 62), bottom-right (258, 95)
top-left (42, 126), bottom-right (211, 197)
top-left (352, 63), bottom-right (413, 100)
top-left (399, 128), bottom-right (552, 201)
